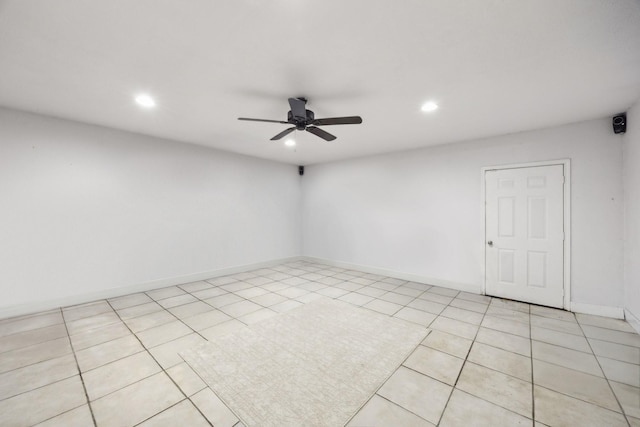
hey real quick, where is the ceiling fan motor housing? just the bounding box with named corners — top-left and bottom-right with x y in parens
top-left (288, 109), bottom-right (314, 129)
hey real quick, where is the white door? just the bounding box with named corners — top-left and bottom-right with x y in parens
top-left (485, 165), bottom-right (565, 308)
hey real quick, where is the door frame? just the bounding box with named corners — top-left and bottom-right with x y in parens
top-left (481, 159), bottom-right (571, 310)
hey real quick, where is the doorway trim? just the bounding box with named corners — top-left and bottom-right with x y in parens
top-left (481, 159), bottom-right (571, 310)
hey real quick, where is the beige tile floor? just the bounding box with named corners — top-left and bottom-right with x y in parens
top-left (1, 260), bottom-right (639, 426)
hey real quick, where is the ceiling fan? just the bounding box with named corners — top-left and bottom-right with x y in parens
top-left (238, 97), bottom-right (362, 141)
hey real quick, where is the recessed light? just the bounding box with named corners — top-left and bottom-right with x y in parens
top-left (135, 94), bottom-right (156, 108)
top-left (421, 101), bottom-right (439, 113)
top-left (284, 139), bottom-right (296, 147)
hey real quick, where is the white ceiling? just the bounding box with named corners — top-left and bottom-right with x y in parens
top-left (1, 1), bottom-right (640, 165)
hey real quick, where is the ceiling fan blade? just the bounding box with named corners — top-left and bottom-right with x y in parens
top-left (306, 126), bottom-right (336, 141)
top-left (288, 97), bottom-right (307, 120)
top-left (238, 117), bottom-right (289, 124)
top-left (312, 116), bottom-right (363, 126)
top-left (270, 127), bottom-right (296, 141)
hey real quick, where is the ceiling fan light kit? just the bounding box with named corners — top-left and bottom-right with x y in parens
top-left (238, 97), bottom-right (362, 142)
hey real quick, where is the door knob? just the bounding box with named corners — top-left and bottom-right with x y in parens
top-left (487, 241), bottom-right (493, 246)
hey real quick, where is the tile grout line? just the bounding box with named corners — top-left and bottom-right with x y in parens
top-left (104, 300), bottom-right (215, 427)
top-left (574, 317), bottom-right (632, 426)
top-left (529, 305), bottom-right (536, 426)
top-left (434, 292), bottom-right (495, 426)
top-left (60, 307), bottom-right (98, 427)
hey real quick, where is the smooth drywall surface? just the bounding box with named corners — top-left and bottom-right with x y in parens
top-left (302, 118), bottom-right (624, 308)
top-left (0, 108), bottom-right (301, 310)
top-left (624, 102), bottom-right (640, 323)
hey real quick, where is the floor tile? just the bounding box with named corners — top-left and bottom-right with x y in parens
top-left (182, 310), bottom-right (231, 331)
top-left (531, 325), bottom-right (592, 353)
top-left (456, 362), bottom-right (532, 418)
top-left (205, 276), bottom-right (238, 286)
top-left (364, 299), bottom-right (403, 316)
top-left (348, 394), bottom-right (434, 427)
top-left (427, 287), bottom-right (459, 297)
top-left (530, 305), bottom-right (576, 322)
top-left (338, 292), bottom-right (375, 306)
top-left (576, 313), bottom-right (636, 333)
top-left (533, 359), bottom-right (620, 412)
top-left (237, 308), bottom-right (278, 324)
top-left (441, 306), bottom-right (484, 325)
top-left (69, 322), bottom-right (131, 351)
top-left (169, 301), bottom-right (216, 319)
top-left (417, 292), bottom-right (454, 305)
top-left (490, 299), bottom-right (530, 313)
top-left (532, 341), bottom-right (603, 377)
top-left (0, 323), bottom-right (68, 353)
top-left (370, 281), bottom-right (399, 291)
top-left (221, 282), bottom-right (253, 293)
top-left (219, 300), bottom-right (263, 318)
top-left (108, 293), bottom-right (153, 310)
top-left (0, 375), bottom-right (86, 427)
top-left (33, 404), bottom-right (93, 427)
top-left (62, 301), bottom-right (112, 322)
top-left (116, 301), bottom-right (163, 319)
top-left (166, 362), bottom-right (207, 397)
top-left (200, 319), bottom-right (247, 340)
top-left (147, 286), bottom-right (186, 301)
top-left (76, 334), bottom-right (143, 371)
top-left (468, 341), bottom-right (531, 381)
top-left (377, 366), bottom-right (452, 425)
top-left (597, 356), bottom-right (640, 387)
top-left (534, 385), bottom-right (627, 427)
top-left (589, 338), bottom-right (640, 364)
top-left (334, 281), bottom-right (364, 292)
top-left (83, 351), bottom-right (161, 400)
top-left (270, 300), bottom-right (304, 313)
top-left (379, 291), bottom-right (414, 305)
top-left (403, 346), bottom-right (464, 385)
top-left (157, 294), bottom-right (198, 309)
top-left (178, 280), bottom-right (214, 293)
top-left (421, 330), bottom-right (473, 359)
top-left (0, 336), bottom-right (71, 374)
top-left (430, 316), bottom-right (479, 340)
top-left (191, 388), bottom-right (239, 427)
top-left (65, 312), bottom-right (121, 336)
top-left (0, 312), bottom-right (63, 338)
top-left (124, 310), bottom-right (175, 333)
top-left (92, 372), bottom-right (183, 427)
top-left (456, 292), bottom-right (492, 304)
top-left (439, 389), bottom-right (531, 427)
top-left (609, 381), bottom-right (640, 418)
top-left (531, 315), bottom-right (583, 335)
top-left (0, 354), bottom-right (78, 400)
top-left (136, 320), bottom-right (192, 348)
top-left (249, 292), bottom-right (288, 307)
top-left (475, 328), bottom-right (532, 357)
top-left (486, 306), bottom-right (531, 324)
top-left (191, 286), bottom-right (228, 300)
top-left (482, 315), bottom-right (530, 338)
top-left (244, 276), bottom-right (273, 286)
top-left (235, 287), bottom-right (269, 299)
top-left (316, 287), bottom-right (349, 298)
top-left (393, 307), bottom-right (436, 327)
top-left (393, 286), bottom-right (423, 297)
top-left (407, 298), bottom-right (447, 315)
top-left (582, 325), bottom-right (640, 347)
top-left (205, 293), bottom-right (244, 308)
top-left (448, 298), bottom-right (488, 314)
top-left (149, 333), bottom-right (205, 369)
top-left (138, 399), bottom-right (211, 427)
top-left (278, 287), bottom-right (311, 299)
top-left (356, 286), bottom-right (387, 298)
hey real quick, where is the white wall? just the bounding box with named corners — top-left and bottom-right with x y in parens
top-left (302, 118), bottom-right (624, 309)
top-left (623, 102), bottom-right (640, 328)
top-left (0, 108), bottom-right (301, 314)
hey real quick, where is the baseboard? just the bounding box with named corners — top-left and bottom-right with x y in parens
top-left (570, 301), bottom-right (625, 319)
top-left (0, 256), bottom-right (303, 321)
top-left (302, 256), bottom-right (481, 294)
top-left (624, 309), bottom-right (640, 335)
